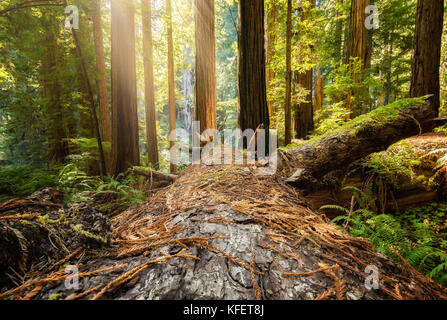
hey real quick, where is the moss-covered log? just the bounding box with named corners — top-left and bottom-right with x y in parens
top-left (280, 98), bottom-right (437, 189)
top-left (0, 189), bottom-right (112, 288)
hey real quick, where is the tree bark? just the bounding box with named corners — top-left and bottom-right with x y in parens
top-left (314, 68), bottom-right (323, 113)
top-left (237, 0), bottom-right (269, 151)
top-left (294, 0), bottom-right (315, 140)
top-left (166, 0), bottom-right (177, 173)
top-left (194, 0), bottom-right (217, 134)
top-left (111, 0), bottom-right (140, 175)
top-left (346, 0), bottom-right (370, 118)
top-left (11, 165), bottom-right (447, 300)
top-left (142, 0), bottom-right (160, 169)
top-left (294, 70), bottom-right (314, 139)
top-left (40, 13), bottom-right (68, 166)
top-left (93, 0), bottom-right (112, 173)
top-left (265, 2), bottom-right (278, 116)
top-left (285, 0), bottom-right (293, 145)
top-left (410, 0), bottom-right (445, 116)
top-left (282, 99), bottom-right (437, 189)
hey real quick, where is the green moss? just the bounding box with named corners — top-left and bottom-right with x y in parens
top-left (302, 97), bottom-right (427, 148)
top-left (48, 293), bottom-right (65, 300)
top-left (71, 224), bottom-right (108, 245)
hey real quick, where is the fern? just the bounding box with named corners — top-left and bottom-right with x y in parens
top-left (320, 204), bottom-right (350, 215)
top-left (329, 188), bottom-right (447, 285)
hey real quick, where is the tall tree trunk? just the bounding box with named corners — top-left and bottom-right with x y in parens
top-left (194, 0), bottom-right (217, 132)
top-left (314, 68), bottom-right (323, 113)
top-left (41, 14), bottom-right (68, 166)
top-left (93, 0), bottom-right (112, 173)
top-left (166, 0), bottom-right (177, 173)
top-left (334, 0), bottom-right (345, 65)
top-left (284, 0), bottom-right (292, 145)
top-left (346, 0), bottom-right (370, 118)
top-left (410, 0), bottom-right (445, 116)
top-left (142, 0), bottom-right (160, 169)
top-left (237, 0), bottom-right (269, 151)
top-left (266, 2), bottom-right (278, 116)
top-left (194, 0), bottom-right (217, 134)
top-left (70, 25), bottom-right (106, 177)
top-left (294, 71), bottom-right (314, 139)
top-left (294, 0), bottom-right (315, 140)
top-left (111, 0), bottom-right (140, 175)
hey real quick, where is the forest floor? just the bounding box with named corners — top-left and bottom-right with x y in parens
top-left (1, 133), bottom-right (447, 300)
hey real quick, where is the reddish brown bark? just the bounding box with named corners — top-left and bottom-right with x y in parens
top-left (166, 0), bottom-right (177, 173)
top-left (410, 0), bottom-right (445, 116)
top-left (93, 0), bottom-right (112, 173)
top-left (285, 0), bottom-right (293, 145)
top-left (142, 0), bottom-right (160, 168)
top-left (111, 0), bottom-right (140, 175)
top-left (237, 0), bottom-right (269, 145)
top-left (194, 0), bottom-right (217, 134)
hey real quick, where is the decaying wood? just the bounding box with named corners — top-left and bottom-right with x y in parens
top-left (130, 168), bottom-right (178, 182)
top-left (280, 100), bottom-right (437, 189)
top-left (2, 165), bottom-right (445, 300)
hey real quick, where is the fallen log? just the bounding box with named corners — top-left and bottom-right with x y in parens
top-left (0, 189), bottom-right (112, 289)
top-left (130, 167), bottom-right (178, 182)
top-left (2, 99), bottom-right (446, 300)
top-left (4, 165), bottom-right (445, 300)
top-left (280, 98), bottom-right (437, 189)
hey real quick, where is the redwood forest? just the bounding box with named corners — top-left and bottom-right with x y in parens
top-left (0, 0), bottom-right (447, 304)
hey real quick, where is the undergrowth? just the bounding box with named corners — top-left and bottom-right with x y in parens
top-left (0, 163), bottom-right (146, 216)
top-left (0, 165), bottom-right (57, 202)
top-left (324, 187), bottom-right (447, 285)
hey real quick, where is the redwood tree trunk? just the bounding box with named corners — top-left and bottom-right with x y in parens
top-left (410, 0), bottom-right (445, 116)
top-left (93, 0), bottom-right (112, 173)
top-left (111, 0), bottom-right (140, 175)
top-left (285, 0), bottom-right (293, 145)
top-left (266, 3), bottom-right (278, 116)
top-left (166, 0), bottom-right (177, 173)
top-left (142, 0), bottom-right (159, 168)
top-left (346, 0), bottom-right (370, 118)
top-left (194, 0), bottom-right (217, 134)
top-left (314, 68), bottom-right (323, 113)
top-left (41, 14), bottom-right (68, 165)
top-left (294, 0), bottom-right (315, 140)
top-left (237, 0), bottom-right (269, 147)
top-left (294, 70), bottom-right (314, 139)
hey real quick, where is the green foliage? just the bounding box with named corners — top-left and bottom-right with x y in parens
top-left (362, 141), bottom-right (421, 188)
top-left (312, 101), bottom-right (350, 136)
top-left (435, 124), bottom-right (447, 135)
top-left (324, 58), bottom-right (378, 116)
top-left (0, 165), bottom-right (57, 202)
top-left (328, 193), bottom-right (447, 285)
top-left (309, 97), bottom-right (427, 143)
top-left (57, 163), bottom-right (101, 202)
top-left (94, 174), bottom-right (145, 214)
